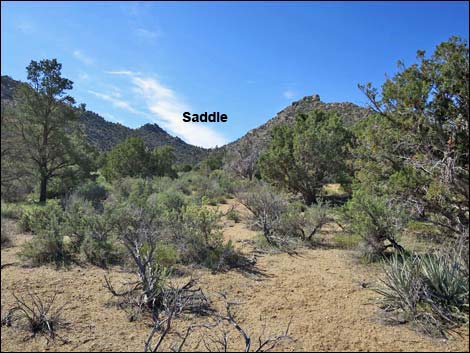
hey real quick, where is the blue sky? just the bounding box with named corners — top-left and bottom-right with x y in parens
top-left (2, 1), bottom-right (468, 147)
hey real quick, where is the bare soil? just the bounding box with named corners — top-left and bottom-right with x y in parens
top-left (1, 200), bottom-right (468, 352)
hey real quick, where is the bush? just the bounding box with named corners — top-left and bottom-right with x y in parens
top-left (275, 200), bottom-right (330, 243)
top-left (19, 201), bottom-right (65, 234)
top-left (237, 182), bottom-right (288, 245)
top-left (149, 190), bottom-right (187, 214)
top-left (1, 202), bottom-right (22, 219)
top-left (376, 250), bottom-right (469, 337)
top-left (171, 203), bottom-right (244, 271)
top-left (75, 180), bottom-right (108, 209)
top-left (2, 290), bottom-right (68, 341)
top-left (112, 177), bottom-right (155, 207)
top-left (226, 209), bottom-right (241, 223)
top-left (79, 232), bottom-right (124, 268)
top-left (1, 218), bottom-right (13, 248)
top-left (19, 212), bottom-right (73, 267)
top-left (65, 196), bottom-right (125, 267)
top-left (179, 204), bottom-right (224, 269)
top-left (154, 243), bottom-right (179, 268)
top-left (344, 189), bottom-right (407, 261)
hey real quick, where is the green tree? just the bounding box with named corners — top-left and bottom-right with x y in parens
top-left (11, 59), bottom-right (84, 202)
top-left (353, 36), bottom-right (469, 240)
top-left (200, 149), bottom-right (225, 172)
top-left (259, 110), bottom-right (352, 204)
top-left (102, 136), bottom-right (150, 180)
top-left (150, 145), bottom-right (177, 178)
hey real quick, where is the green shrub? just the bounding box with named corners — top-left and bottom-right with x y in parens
top-left (333, 234), bottom-right (361, 249)
top-left (178, 203), bottom-right (239, 271)
top-left (112, 177), bottom-right (154, 207)
top-left (80, 233), bottom-right (124, 268)
top-left (344, 189), bottom-right (407, 261)
top-left (226, 209), bottom-right (241, 223)
top-left (1, 202), bottom-right (22, 219)
top-left (75, 180), bottom-right (108, 208)
top-left (154, 243), bottom-right (179, 268)
top-left (19, 213), bottom-right (73, 267)
top-left (19, 201), bottom-right (65, 234)
top-left (65, 196), bottom-right (125, 267)
top-left (149, 190), bottom-right (187, 213)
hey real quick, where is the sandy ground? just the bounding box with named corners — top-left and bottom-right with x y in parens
top-left (1, 200), bottom-right (468, 352)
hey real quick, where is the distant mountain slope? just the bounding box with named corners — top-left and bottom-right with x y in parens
top-left (1, 75), bottom-right (208, 164)
top-left (2, 75), bottom-right (370, 167)
top-left (223, 94), bottom-right (371, 163)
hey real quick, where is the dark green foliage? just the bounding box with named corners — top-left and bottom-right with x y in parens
top-left (200, 150), bottom-right (225, 172)
top-left (75, 180), bottom-right (109, 209)
top-left (65, 196), bottom-right (124, 267)
top-left (149, 146), bottom-right (177, 178)
top-left (7, 59), bottom-right (92, 203)
top-left (102, 137), bottom-right (177, 181)
top-left (151, 190), bottom-right (187, 214)
top-left (102, 137), bottom-right (151, 180)
top-left (154, 243), bottom-right (180, 268)
top-left (354, 37), bottom-right (469, 241)
top-left (259, 110), bottom-right (352, 204)
top-left (175, 163), bottom-right (193, 173)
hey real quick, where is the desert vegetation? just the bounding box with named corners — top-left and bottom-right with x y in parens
top-left (1, 37), bottom-right (468, 351)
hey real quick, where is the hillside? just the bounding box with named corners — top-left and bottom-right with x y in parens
top-left (223, 94), bottom-right (371, 162)
top-left (2, 76), bottom-right (371, 166)
top-left (1, 75), bottom-right (208, 164)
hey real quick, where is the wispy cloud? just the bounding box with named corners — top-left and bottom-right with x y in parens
top-left (283, 89), bottom-right (296, 99)
top-left (98, 112), bottom-right (125, 125)
top-left (73, 50), bottom-right (94, 65)
top-left (88, 90), bottom-right (145, 116)
top-left (104, 71), bottom-right (227, 148)
top-left (77, 72), bottom-right (90, 82)
top-left (135, 28), bottom-right (161, 40)
top-left (106, 70), bottom-right (139, 76)
top-left (17, 20), bottom-right (35, 34)
top-left (131, 75), bottom-right (228, 148)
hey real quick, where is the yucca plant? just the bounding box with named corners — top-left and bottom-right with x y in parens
top-left (420, 252), bottom-right (469, 324)
top-left (376, 250), bottom-right (469, 337)
top-left (376, 254), bottom-right (423, 317)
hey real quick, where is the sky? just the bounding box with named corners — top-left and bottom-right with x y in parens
top-left (1, 1), bottom-right (469, 148)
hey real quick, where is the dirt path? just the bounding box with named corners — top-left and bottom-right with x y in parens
top-left (1, 200), bottom-right (468, 351)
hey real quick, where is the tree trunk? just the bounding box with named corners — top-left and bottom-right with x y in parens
top-left (303, 191), bottom-right (317, 205)
top-left (39, 176), bottom-right (48, 203)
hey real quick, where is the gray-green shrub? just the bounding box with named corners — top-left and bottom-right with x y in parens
top-left (19, 212), bottom-right (73, 267)
top-left (344, 189), bottom-right (407, 261)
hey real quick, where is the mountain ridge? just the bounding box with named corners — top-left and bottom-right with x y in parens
top-left (1, 75), bottom-right (371, 166)
top-left (1, 75), bottom-right (208, 164)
